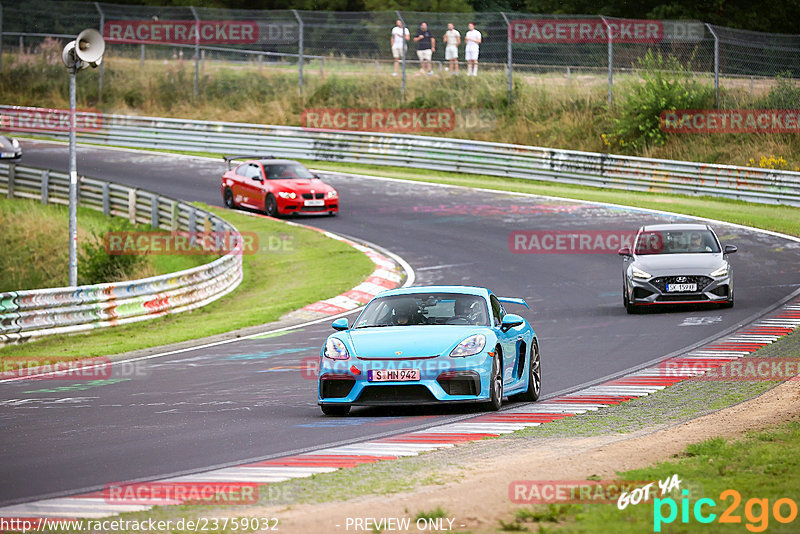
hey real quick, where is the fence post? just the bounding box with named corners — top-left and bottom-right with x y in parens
top-left (500, 12), bottom-right (513, 104)
top-left (41, 169), bottom-right (49, 204)
top-left (0, 3), bottom-right (4, 73)
top-left (704, 23), bottom-right (720, 109)
top-left (140, 43), bottom-right (145, 67)
top-left (190, 6), bottom-right (200, 99)
top-left (7, 163), bottom-right (13, 199)
top-left (601, 16), bottom-right (613, 106)
top-left (292, 10), bottom-right (304, 92)
top-left (95, 2), bottom-right (104, 99)
top-left (396, 10), bottom-right (407, 100)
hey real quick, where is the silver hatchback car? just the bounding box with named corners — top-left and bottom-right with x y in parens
top-left (618, 223), bottom-right (737, 313)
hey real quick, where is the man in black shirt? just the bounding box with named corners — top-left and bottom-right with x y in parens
top-left (413, 22), bottom-right (435, 76)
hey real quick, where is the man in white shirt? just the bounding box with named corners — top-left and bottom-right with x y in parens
top-left (465, 22), bottom-right (482, 76)
top-left (391, 19), bottom-right (410, 76)
top-left (443, 23), bottom-right (461, 75)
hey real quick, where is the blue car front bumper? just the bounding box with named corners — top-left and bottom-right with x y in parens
top-left (317, 353), bottom-right (495, 406)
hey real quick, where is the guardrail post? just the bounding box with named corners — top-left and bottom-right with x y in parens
top-left (190, 6), bottom-right (200, 99)
top-left (292, 10), bottom-right (303, 93)
top-left (500, 12), bottom-right (513, 104)
top-left (215, 220), bottom-right (224, 251)
top-left (95, 2), bottom-right (104, 99)
top-left (188, 209), bottom-right (197, 246)
top-left (170, 200), bottom-right (178, 231)
top-left (150, 195), bottom-right (159, 229)
top-left (102, 181), bottom-right (109, 215)
top-left (7, 163), bottom-right (14, 199)
top-left (40, 169), bottom-right (49, 204)
top-left (128, 188), bottom-right (137, 224)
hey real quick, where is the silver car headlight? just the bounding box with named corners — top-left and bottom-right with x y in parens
top-left (324, 337), bottom-right (349, 360)
top-left (11, 138), bottom-right (20, 149)
top-left (449, 334), bottom-right (486, 358)
top-left (710, 264), bottom-right (729, 277)
top-left (631, 266), bottom-right (652, 280)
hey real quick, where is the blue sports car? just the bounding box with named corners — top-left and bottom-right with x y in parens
top-left (317, 286), bottom-right (541, 416)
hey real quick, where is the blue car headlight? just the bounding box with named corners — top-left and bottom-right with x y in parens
top-left (324, 337), bottom-right (349, 360)
top-left (449, 334), bottom-right (486, 358)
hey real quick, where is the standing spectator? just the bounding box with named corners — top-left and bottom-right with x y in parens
top-left (413, 22), bottom-right (435, 76)
top-left (465, 22), bottom-right (481, 76)
top-left (391, 19), bottom-right (410, 77)
top-left (443, 22), bottom-right (461, 75)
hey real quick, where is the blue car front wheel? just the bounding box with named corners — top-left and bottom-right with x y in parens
top-left (486, 350), bottom-right (503, 411)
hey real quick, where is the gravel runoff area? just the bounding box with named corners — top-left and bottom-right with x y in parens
top-left (239, 331), bottom-right (800, 533)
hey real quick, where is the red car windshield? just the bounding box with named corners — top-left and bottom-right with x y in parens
top-left (264, 164), bottom-right (315, 180)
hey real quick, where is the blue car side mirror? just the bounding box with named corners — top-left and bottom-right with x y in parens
top-left (500, 314), bottom-right (524, 332)
top-left (331, 318), bottom-right (349, 331)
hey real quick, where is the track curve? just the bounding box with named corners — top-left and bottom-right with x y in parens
top-left (1, 140), bottom-right (798, 505)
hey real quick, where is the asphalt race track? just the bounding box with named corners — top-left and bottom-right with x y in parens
top-left (1, 140), bottom-right (798, 505)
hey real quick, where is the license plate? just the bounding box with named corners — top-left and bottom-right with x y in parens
top-left (368, 369), bottom-right (420, 382)
top-left (666, 283), bottom-right (697, 292)
top-left (304, 199), bottom-right (324, 207)
top-left (0, 153), bottom-right (11, 158)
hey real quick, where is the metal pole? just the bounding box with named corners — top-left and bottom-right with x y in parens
top-left (190, 6), bottom-right (199, 99)
top-left (95, 2), bottom-right (104, 99)
top-left (0, 3), bottom-right (4, 73)
top-left (500, 12), bottom-right (513, 104)
top-left (705, 23), bottom-right (720, 109)
top-left (396, 10), bottom-right (407, 100)
top-left (68, 67), bottom-right (78, 286)
top-left (601, 16), bottom-right (613, 105)
top-left (292, 10), bottom-right (303, 92)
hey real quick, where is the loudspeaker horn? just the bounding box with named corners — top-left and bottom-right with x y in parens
top-left (74, 28), bottom-right (105, 67)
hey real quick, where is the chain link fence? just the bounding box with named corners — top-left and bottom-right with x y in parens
top-left (1, 1), bottom-right (799, 103)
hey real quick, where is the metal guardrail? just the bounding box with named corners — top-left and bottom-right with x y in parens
top-left (3, 105), bottom-right (799, 206)
top-left (0, 160), bottom-right (243, 346)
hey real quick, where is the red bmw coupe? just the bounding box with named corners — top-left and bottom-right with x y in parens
top-left (220, 156), bottom-right (339, 217)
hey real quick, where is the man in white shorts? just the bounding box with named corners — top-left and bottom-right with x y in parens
top-left (391, 19), bottom-right (410, 76)
top-left (413, 22), bottom-right (435, 76)
top-left (465, 22), bottom-right (481, 76)
top-left (443, 22), bottom-right (461, 74)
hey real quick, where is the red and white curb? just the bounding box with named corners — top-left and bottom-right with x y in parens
top-left (2, 298), bottom-right (798, 521)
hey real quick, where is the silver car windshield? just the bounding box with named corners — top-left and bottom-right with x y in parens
top-left (635, 230), bottom-right (721, 255)
top-left (355, 293), bottom-right (490, 327)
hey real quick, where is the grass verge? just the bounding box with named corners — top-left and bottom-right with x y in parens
top-left (505, 420), bottom-right (800, 533)
top-left (0, 196), bottom-right (208, 292)
top-left (0, 204), bottom-right (374, 360)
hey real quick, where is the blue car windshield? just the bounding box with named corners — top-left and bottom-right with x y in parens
top-left (635, 230), bottom-right (721, 255)
top-left (355, 293), bottom-right (490, 327)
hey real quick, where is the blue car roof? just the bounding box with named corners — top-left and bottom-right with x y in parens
top-left (376, 286), bottom-right (490, 298)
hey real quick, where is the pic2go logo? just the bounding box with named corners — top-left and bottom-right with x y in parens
top-left (653, 489), bottom-right (798, 532)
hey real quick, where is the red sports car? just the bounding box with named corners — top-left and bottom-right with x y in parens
top-left (220, 156), bottom-right (339, 217)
